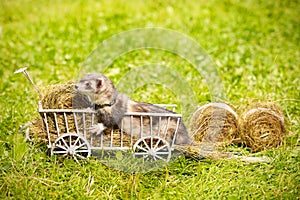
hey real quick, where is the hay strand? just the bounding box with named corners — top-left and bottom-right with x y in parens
top-left (174, 144), bottom-right (234, 160)
top-left (174, 144), bottom-right (271, 163)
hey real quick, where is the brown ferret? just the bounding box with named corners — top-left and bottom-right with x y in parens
top-left (75, 73), bottom-right (193, 145)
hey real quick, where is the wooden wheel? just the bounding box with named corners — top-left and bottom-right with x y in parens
top-left (51, 133), bottom-right (91, 159)
top-left (133, 136), bottom-right (171, 162)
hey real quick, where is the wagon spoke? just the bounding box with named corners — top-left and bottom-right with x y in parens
top-left (75, 149), bottom-right (90, 153)
top-left (135, 144), bottom-right (149, 153)
top-left (156, 144), bottom-right (168, 152)
top-left (153, 139), bottom-right (162, 150)
top-left (52, 150), bottom-right (68, 154)
top-left (69, 135), bottom-right (72, 147)
top-left (151, 155), bottom-right (157, 161)
top-left (154, 154), bottom-right (167, 162)
top-left (74, 142), bottom-right (87, 150)
top-left (74, 153), bottom-right (85, 160)
top-left (72, 155), bottom-right (80, 163)
top-left (73, 136), bottom-right (80, 146)
top-left (55, 144), bottom-right (68, 151)
top-left (62, 137), bottom-right (69, 148)
top-left (142, 139), bottom-right (151, 151)
top-left (155, 152), bottom-right (170, 155)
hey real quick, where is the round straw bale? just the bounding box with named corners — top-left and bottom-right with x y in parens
top-left (190, 102), bottom-right (240, 147)
top-left (239, 102), bottom-right (286, 152)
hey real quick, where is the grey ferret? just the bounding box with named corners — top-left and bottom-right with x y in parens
top-left (75, 73), bottom-right (193, 145)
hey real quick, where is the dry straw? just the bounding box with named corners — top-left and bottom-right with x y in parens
top-left (174, 144), bottom-right (234, 160)
top-left (189, 103), bottom-right (240, 148)
top-left (239, 102), bottom-right (286, 152)
top-left (41, 81), bottom-right (90, 109)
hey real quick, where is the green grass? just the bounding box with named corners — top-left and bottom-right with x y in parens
top-left (0, 0), bottom-right (299, 199)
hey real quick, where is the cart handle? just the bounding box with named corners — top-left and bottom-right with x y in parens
top-left (14, 67), bottom-right (42, 100)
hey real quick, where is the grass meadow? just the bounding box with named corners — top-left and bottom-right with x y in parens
top-left (0, 0), bottom-right (299, 199)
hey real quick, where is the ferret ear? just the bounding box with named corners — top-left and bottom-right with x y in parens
top-left (96, 78), bottom-right (102, 88)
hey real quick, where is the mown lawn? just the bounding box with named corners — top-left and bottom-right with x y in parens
top-left (0, 0), bottom-right (299, 199)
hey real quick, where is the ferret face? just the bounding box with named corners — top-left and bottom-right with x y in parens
top-left (75, 74), bottom-right (103, 95)
top-left (75, 73), bottom-right (116, 104)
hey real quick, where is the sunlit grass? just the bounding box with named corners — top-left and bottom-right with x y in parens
top-left (0, 0), bottom-right (299, 199)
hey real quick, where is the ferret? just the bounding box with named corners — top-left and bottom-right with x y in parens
top-left (75, 73), bottom-right (193, 145)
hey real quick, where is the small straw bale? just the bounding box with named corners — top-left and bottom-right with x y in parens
top-left (41, 81), bottom-right (90, 109)
top-left (189, 102), bottom-right (240, 147)
top-left (239, 102), bottom-right (286, 152)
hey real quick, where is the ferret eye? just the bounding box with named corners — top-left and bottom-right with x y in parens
top-left (85, 82), bottom-right (90, 87)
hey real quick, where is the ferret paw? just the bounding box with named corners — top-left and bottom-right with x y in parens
top-left (85, 107), bottom-right (94, 111)
top-left (89, 123), bottom-right (106, 135)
